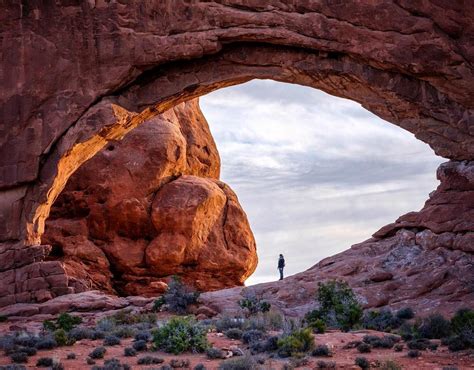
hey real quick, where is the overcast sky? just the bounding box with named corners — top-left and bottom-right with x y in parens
top-left (200, 80), bottom-right (444, 285)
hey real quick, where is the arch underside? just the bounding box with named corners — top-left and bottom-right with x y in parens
top-left (0, 1), bottom-right (473, 309)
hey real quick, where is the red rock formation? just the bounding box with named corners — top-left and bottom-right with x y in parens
top-left (42, 99), bottom-right (257, 296)
top-left (201, 161), bottom-right (474, 317)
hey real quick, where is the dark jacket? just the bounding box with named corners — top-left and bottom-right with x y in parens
top-left (278, 257), bottom-right (285, 268)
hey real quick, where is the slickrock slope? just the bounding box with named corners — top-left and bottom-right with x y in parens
top-left (42, 99), bottom-right (257, 296)
top-left (201, 161), bottom-right (474, 317)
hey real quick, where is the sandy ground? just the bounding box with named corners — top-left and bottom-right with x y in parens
top-left (0, 327), bottom-right (473, 369)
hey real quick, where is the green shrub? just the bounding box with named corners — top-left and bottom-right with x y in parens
top-left (42, 313), bottom-right (82, 333)
top-left (308, 318), bottom-right (326, 334)
top-left (355, 357), bottom-right (370, 369)
top-left (137, 356), bottom-right (164, 365)
top-left (89, 346), bottom-right (106, 359)
top-left (225, 328), bottom-right (243, 340)
top-left (277, 328), bottom-right (314, 357)
top-left (397, 322), bottom-right (415, 341)
top-left (153, 296), bottom-right (165, 312)
top-left (396, 307), bottom-right (415, 320)
top-left (418, 314), bottom-right (451, 339)
top-left (218, 356), bottom-right (257, 370)
top-left (54, 329), bottom-right (75, 346)
top-left (312, 344), bottom-right (331, 357)
top-left (152, 316), bottom-right (208, 354)
top-left (238, 290), bottom-right (271, 316)
top-left (451, 308), bottom-right (474, 334)
top-left (163, 276), bottom-right (200, 314)
top-left (357, 343), bottom-right (371, 353)
top-left (313, 280), bottom-right (362, 331)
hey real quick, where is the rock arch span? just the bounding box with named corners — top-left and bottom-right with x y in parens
top-left (0, 1), bottom-right (473, 308)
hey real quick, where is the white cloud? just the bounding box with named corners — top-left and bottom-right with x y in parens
top-left (200, 80), bottom-right (444, 286)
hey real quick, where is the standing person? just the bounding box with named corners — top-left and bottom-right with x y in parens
top-left (278, 254), bottom-right (285, 280)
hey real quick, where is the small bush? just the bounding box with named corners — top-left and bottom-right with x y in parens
top-left (134, 331), bottom-right (151, 342)
top-left (380, 360), bottom-right (402, 370)
top-left (312, 344), bottom-right (331, 357)
top-left (103, 335), bottom-right (121, 346)
top-left (443, 333), bottom-right (474, 351)
top-left (314, 280), bottom-right (362, 331)
top-left (57, 313), bottom-right (82, 332)
top-left (407, 338), bottom-right (431, 350)
top-left (309, 319), bottom-right (326, 334)
top-left (170, 358), bottom-right (190, 368)
top-left (194, 365), bottom-right (206, 370)
top-left (418, 314), bottom-right (451, 339)
top-left (112, 325), bottom-right (136, 339)
top-left (342, 340), bottom-right (362, 349)
top-left (87, 358), bottom-right (95, 365)
top-left (163, 276), bottom-right (199, 314)
top-left (357, 343), bottom-right (371, 353)
top-left (394, 343), bottom-right (403, 352)
top-left (362, 310), bottom-right (401, 332)
top-left (214, 316), bottom-right (244, 332)
top-left (54, 329), bottom-right (75, 346)
top-left (355, 357), bottom-right (370, 369)
top-left (152, 316), bottom-right (208, 354)
top-left (218, 356), bottom-right (257, 370)
top-left (35, 337), bottom-right (57, 350)
top-left (36, 358), bottom-right (54, 367)
top-left (225, 328), bottom-right (243, 340)
top-left (238, 290), bottom-right (271, 316)
top-left (124, 347), bottom-right (137, 357)
top-left (68, 327), bottom-right (93, 341)
top-left (93, 358), bottom-right (131, 370)
top-left (451, 308), bottom-right (474, 334)
top-left (242, 329), bottom-right (265, 344)
top-left (362, 335), bottom-right (398, 349)
top-left (132, 339), bottom-right (147, 351)
top-left (14, 347), bottom-right (36, 356)
top-left (89, 346), bottom-right (106, 359)
top-left (10, 352), bottom-right (28, 363)
top-left (66, 353), bottom-right (76, 360)
top-left (153, 296), bottom-right (166, 311)
top-left (397, 322), bottom-right (415, 341)
top-left (407, 349), bottom-right (420, 358)
top-left (316, 360), bottom-right (336, 369)
top-left (137, 356), bottom-right (164, 365)
top-left (206, 347), bottom-right (225, 359)
top-left (396, 307), bottom-right (415, 320)
top-left (277, 328), bottom-right (314, 357)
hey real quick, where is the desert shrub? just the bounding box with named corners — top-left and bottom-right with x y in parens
top-left (312, 280), bottom-right (362, 331)
top-left (238, 290), bottom-right (271, 316)
top-left (35, 337), bottom-right (57, 350)
top-left (137, 356), bottom-right (164, 365)
top-left (124, 347), bottom-right (137, 357)
top-left (206, 347), bottom-right (225, 359)
top-left (68, 327), bottom-right (93, 341)
top-left (316, 360), bottom-right (336, 369)
top-left (96, 318), bottom-right (115, 332)
top-left (103, 335), bottom-right (121, 346)
top-left (112, 325), bottom-right (136, 339)
top-left (407, 338), bottom-right (432, 350)
top-left (242, 329), bottom-right (265, 344)
top-left (36, 358), bottom-right (54, 367)
top-left (54, 329), bottom-right (75, 346)
top-left (87, 358), bottom-right (95, 365)
top-left (57, 313), bottom-right (82, 331)
top-left (10, 352), bottom-right (28, 363)
top-left (132, 339), bottom-right (147, 351)
top-left (443, 333), bottom-right (474, 351)
top-left (357, 343), bottom-right (371, 353)
top-left (170, 358), bottom-right (190, 368)
top-left (289, 357), bottom-right (309, 367)
top-left (107, 310), bottom-right (156, 326)
top-left (355, 357), bottom-right (370, 369)
top-left (89, 346), bottom-right (107, 359)
top-left (396, 307), bottom-right (415, 320)
top-left (407, 349), bottom-right (420, 358)
top-left (214, 316), bottom-right (244, 332)
top-left (194, 364), bottom-right (206, 370)
top-left (153, 296), bottom-right (166, 312)
top-left (162, 276), bottom-right (200, 314)
top-left (342, 340), bottom-right (362, 349)
top-left (362, 310), bottom-right (401, 332)
top-left (66, 353), bottom-right (76, 360)
top-left (225, 328), bottom-right (243, 340)
top-left (152, 316), bottom-right (208, 354)
top-left (312, 344), bottom-right (331, 357)
top-left (397, 322), bottom-right (415, 341)
top-left (379, 360), bottom-right (402, 370)
top-left (277, 328), bottom-right (314, 357)
top-left (450, 308), bottom-right (474, 334)
top-left (362, 335), bottom-right (398, 349)
top-left (394, 343), bottom-right (403, 352)
top-left (91, 330), bottom-right (106, 340)
top-left (250, 335), bottom-right (280, 354)
top-left (218, 356), bottom-right (257, 370)
top-left (417, 314), bottom-right (451, 339)
top-left (12, 346), bottom-right (36, 356)
top-left (308, 318), bottom-right (326, 334)
top-left (92, 358), bottom-right (131, 370)
top-left (134, 330), bottom-right (151, 342)
top-left (0, 365), bottom-right (27, 370)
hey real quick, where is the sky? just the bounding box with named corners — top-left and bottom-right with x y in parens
top-left (199, 80), bottom-right (445, 285)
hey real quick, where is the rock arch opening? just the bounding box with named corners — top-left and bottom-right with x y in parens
top-left (1, 2), bottom-right (473, 308)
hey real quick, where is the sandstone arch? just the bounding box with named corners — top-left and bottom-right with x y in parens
top-left (0, 1), bottom-right (473, 307)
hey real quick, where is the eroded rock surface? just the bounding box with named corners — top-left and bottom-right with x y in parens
top-left (201, 161), bottom-right (474, 317)
top-left (42, 99), bottom-right (257, 296)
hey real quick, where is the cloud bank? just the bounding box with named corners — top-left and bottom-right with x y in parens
top-left (200, 80), bottom-right (444, 285)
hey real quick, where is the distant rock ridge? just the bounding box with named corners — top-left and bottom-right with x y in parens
top-left (42, 99), bottom-right (257, 296)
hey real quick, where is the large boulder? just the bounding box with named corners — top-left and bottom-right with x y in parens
top-left (42, 99), bottom-right (257, 296)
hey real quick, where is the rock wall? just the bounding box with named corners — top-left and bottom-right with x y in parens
top-left (42, 99), bottom-right (257, 297)
top-left (201, 161), bottom-right (474, 317)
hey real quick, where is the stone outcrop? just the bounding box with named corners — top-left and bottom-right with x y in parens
top-left (0, 1), bottom-right (473, 307)
top-left (201, 161), bottom-right (474, 317)
top-left (41, 99), bottom-right (257, 297)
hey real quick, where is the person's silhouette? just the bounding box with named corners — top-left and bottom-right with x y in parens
top-left (278, 254), bottom-right (285, 280)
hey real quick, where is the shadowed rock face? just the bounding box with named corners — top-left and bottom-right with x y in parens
top-left (42, 100), bottom-right (257, 296)
top-left (0, 1), bottom-right (473, 307)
